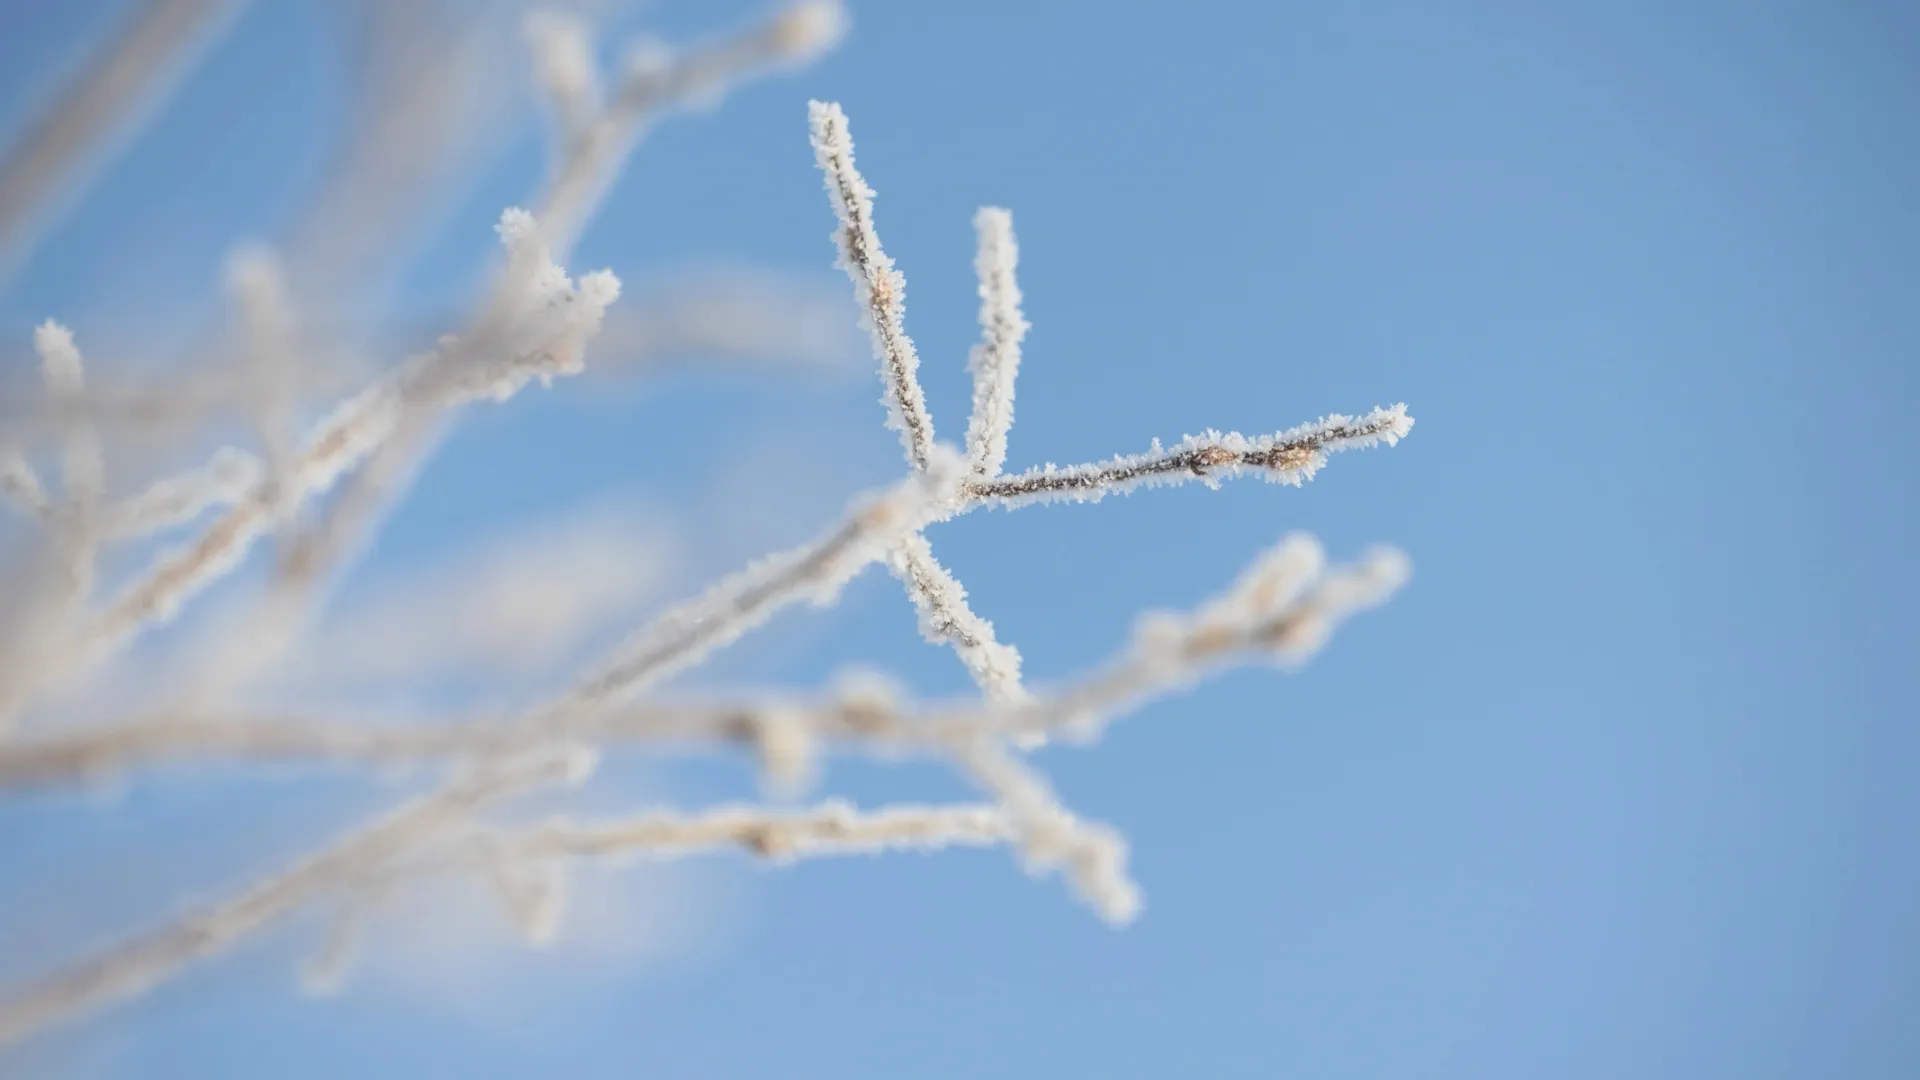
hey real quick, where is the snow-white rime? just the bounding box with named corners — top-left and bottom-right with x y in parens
top-left (33, 321), bottom-right (101, 512)
top-left (66, 207), bottom-right (619, 672)
top-left (766, 0), bottom-right (849, 60)
top-left (102, 447), bottom-right (264, 541)
top-left (1192, 532), bottom-right (1328, 636)
top-left (0, 545), bottom-right (1412, 792)
top-left (0, 454), bottom-right (45, 516)
top-left (964, 207), bottom-right (1027, 480)
top-left (752, 707), bottom-right (820, 796)
top-left (966, 404), bottom-right (1413, 509)
top-left (808, 100), bottom-right (937, 473)
top-left (0, 37), bottom-right (1416, 1043)
top-left (887, 531), bottom-right (1027, 703)
top-left (954, 738), bottom-right (1141, 924)
top-left (1265, 546), bottom-right (1412, 666)
top-left (33, 320), bottom-right (84, 398)
top-left (524, 12), bottom-right (602, 138)
top-left (561, 445), bottom-right (964, 711)
top-left (518, 800), bottom-right (1011, 863)
top-left (223, 246), bottom-right (296, 484)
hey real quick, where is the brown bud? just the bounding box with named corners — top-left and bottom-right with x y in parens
top-left (1188, 446), bottom-right (1237, 474)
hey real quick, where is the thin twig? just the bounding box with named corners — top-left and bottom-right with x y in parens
top-left (964, 207), bottom-right (1027, 480)
top-left (513, 800), bottom-right (1011, 862)
top-left (962, 405), bottom-right (1413, 508)
top-left (809, 100), bottom-right (937, 472)
top-left (0, 749), bottom-right (588, 1046)
top-left (0, 542), bottom-right (1407, 790)
top-left (0, 0), bottom-right (243, 272)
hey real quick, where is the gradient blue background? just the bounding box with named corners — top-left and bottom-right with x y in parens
top-left (2, 1), bottom-right (1915, 1077)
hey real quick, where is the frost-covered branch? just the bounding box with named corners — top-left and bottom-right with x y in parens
top-left (51, 211), bottom-right (620, 696)
top-left (36, 322), bottom-right (103, 528)
top-left (524, 13), bottom-right (602, 144)
top-left (123, 3), bottom-right (844, 698)
top-left (886, 532), bottom-right (1027, 703)
top-left (512, 800), bottom-right (1011, 862)
top-left (0, 0), bottom-right (242, 272)
top-left (32, 323), bottom-right (104, 628)
top-left (559, 447), bottom-right (965, 710)
top-left (278, 799), bottom-right (1015, 995)
top-left (804, 111), bottom-right (1118, 915)
top-left (99, 447), bottom-right (262, 541)
top-left (9, 3), bottom-right (838, 714)
top-left (0, 748), bottom-right (590, 1046)
top-left (223, 246), bottom-right (296, 491)
top-left (0, 538), bottom-right (1405, 791)
top-left (964, 207), bottom-right (1027, 480)
top-left (963, 405), bottom-right (1413, 508)
top-left (950, 739), bottom-right (1139, 923)
top-left (0, 453), bottom-right (45, 518)
top-left (810, 100), bottom-right (937, 472)
top-left (537, 1), bottom-right (847, 258)
top-left (0, 64), bottom-right (1418, 1052)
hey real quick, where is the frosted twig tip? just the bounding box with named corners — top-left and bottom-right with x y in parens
top-left (772, 1), bottom-right (849, 60)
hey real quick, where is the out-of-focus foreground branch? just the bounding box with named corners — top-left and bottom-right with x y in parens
top-left (0, 0), bottom-right (1413, 1051)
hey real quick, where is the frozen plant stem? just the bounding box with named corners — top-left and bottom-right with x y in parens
top-left (0, 750), bottom-right (587, 1045)
top-left (512, 801), bottom-right (1013, 862)
top-left (0, 0), bottom-right (242, 273)
top-left (964, 206), bottom-right (1026, 480)
top-left (810, 100), bottom-right (937, 472)
top-left (0, 45), bottom-right (1416, 1048)
top-left (0, 540), bottom-right (1411, 791)
top-left (1, 1), bottom-right (843, 726)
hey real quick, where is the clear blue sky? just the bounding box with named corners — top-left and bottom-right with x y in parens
top-left (2, 1), bottom-right (1916, 1077)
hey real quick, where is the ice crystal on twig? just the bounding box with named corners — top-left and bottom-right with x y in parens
top-left (965, 207), bottom-right (1027, 480)
top-left (810, 100), bottom-right (937, 473)
top-left (0, 8), bottom-right (1414, 1051)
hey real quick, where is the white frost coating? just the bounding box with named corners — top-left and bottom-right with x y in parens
top-left (482, 842), bottom-right (569, 947)
top-left (955, 740), bottom-right (1140, 924)
top-left (519, 800), bottom-right (1011, 862)
top-left (223, 245), bottom-right (288, 329)
top-left (85, 208), bottom-right (620, 656)
top-left (814, 122), bottom-right (1027, 720)
top-left (462, 208), bottom-right (623, 400)
top-left (808, 100), bottom-right (936, 472)
top-left (969, 404), bottom-right (1414, 509)
top-left (524, 11), bottom-right (600, 135)
top-left (0, 84), bottom-right (1423, 1043)
top-left (1126, 541), bottom-right (1409, 686)
top-left (287, 368), bottom-right (407, 496)
top-left (0, 0), bottom-right (238, 272)
top-left (0, 544), bottom-right (1413, 789)
top-left (561, 444), bottom-right (965, 709)
top-left (34, 321), bottom-right (102, 507)
top-left (1189, 532), bottom-right (1326, 637)
top-left (494, 205), bottom-right (540, 249)
top-left (1266, 546), bottom-right (1411, 665)
top-left (768, 0), bottom-right (849, 61)
top-left (224, 245), bottom-right (295, 483)
top-left (0, 750), bottom-right (587, 1046)
top-left (0, 453), bottom-right (46, 515)
top-left (34, 321), bottom-right (84, 397)
top-left (752, 707), bottom-right (818, 796)
top-left (102, 447), bottom-right (263, 541)
top-left (964, 207), bottom-right (1027, 479)
top-left (830, 665), bottom-right (906, 722)
top-left (532, 1), bottom-right (849, 262)
top-left (886, 531), bottom-right (1027, 704)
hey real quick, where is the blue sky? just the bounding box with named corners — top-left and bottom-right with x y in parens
top-left (2, 1), bottom-right (1916, 1077)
